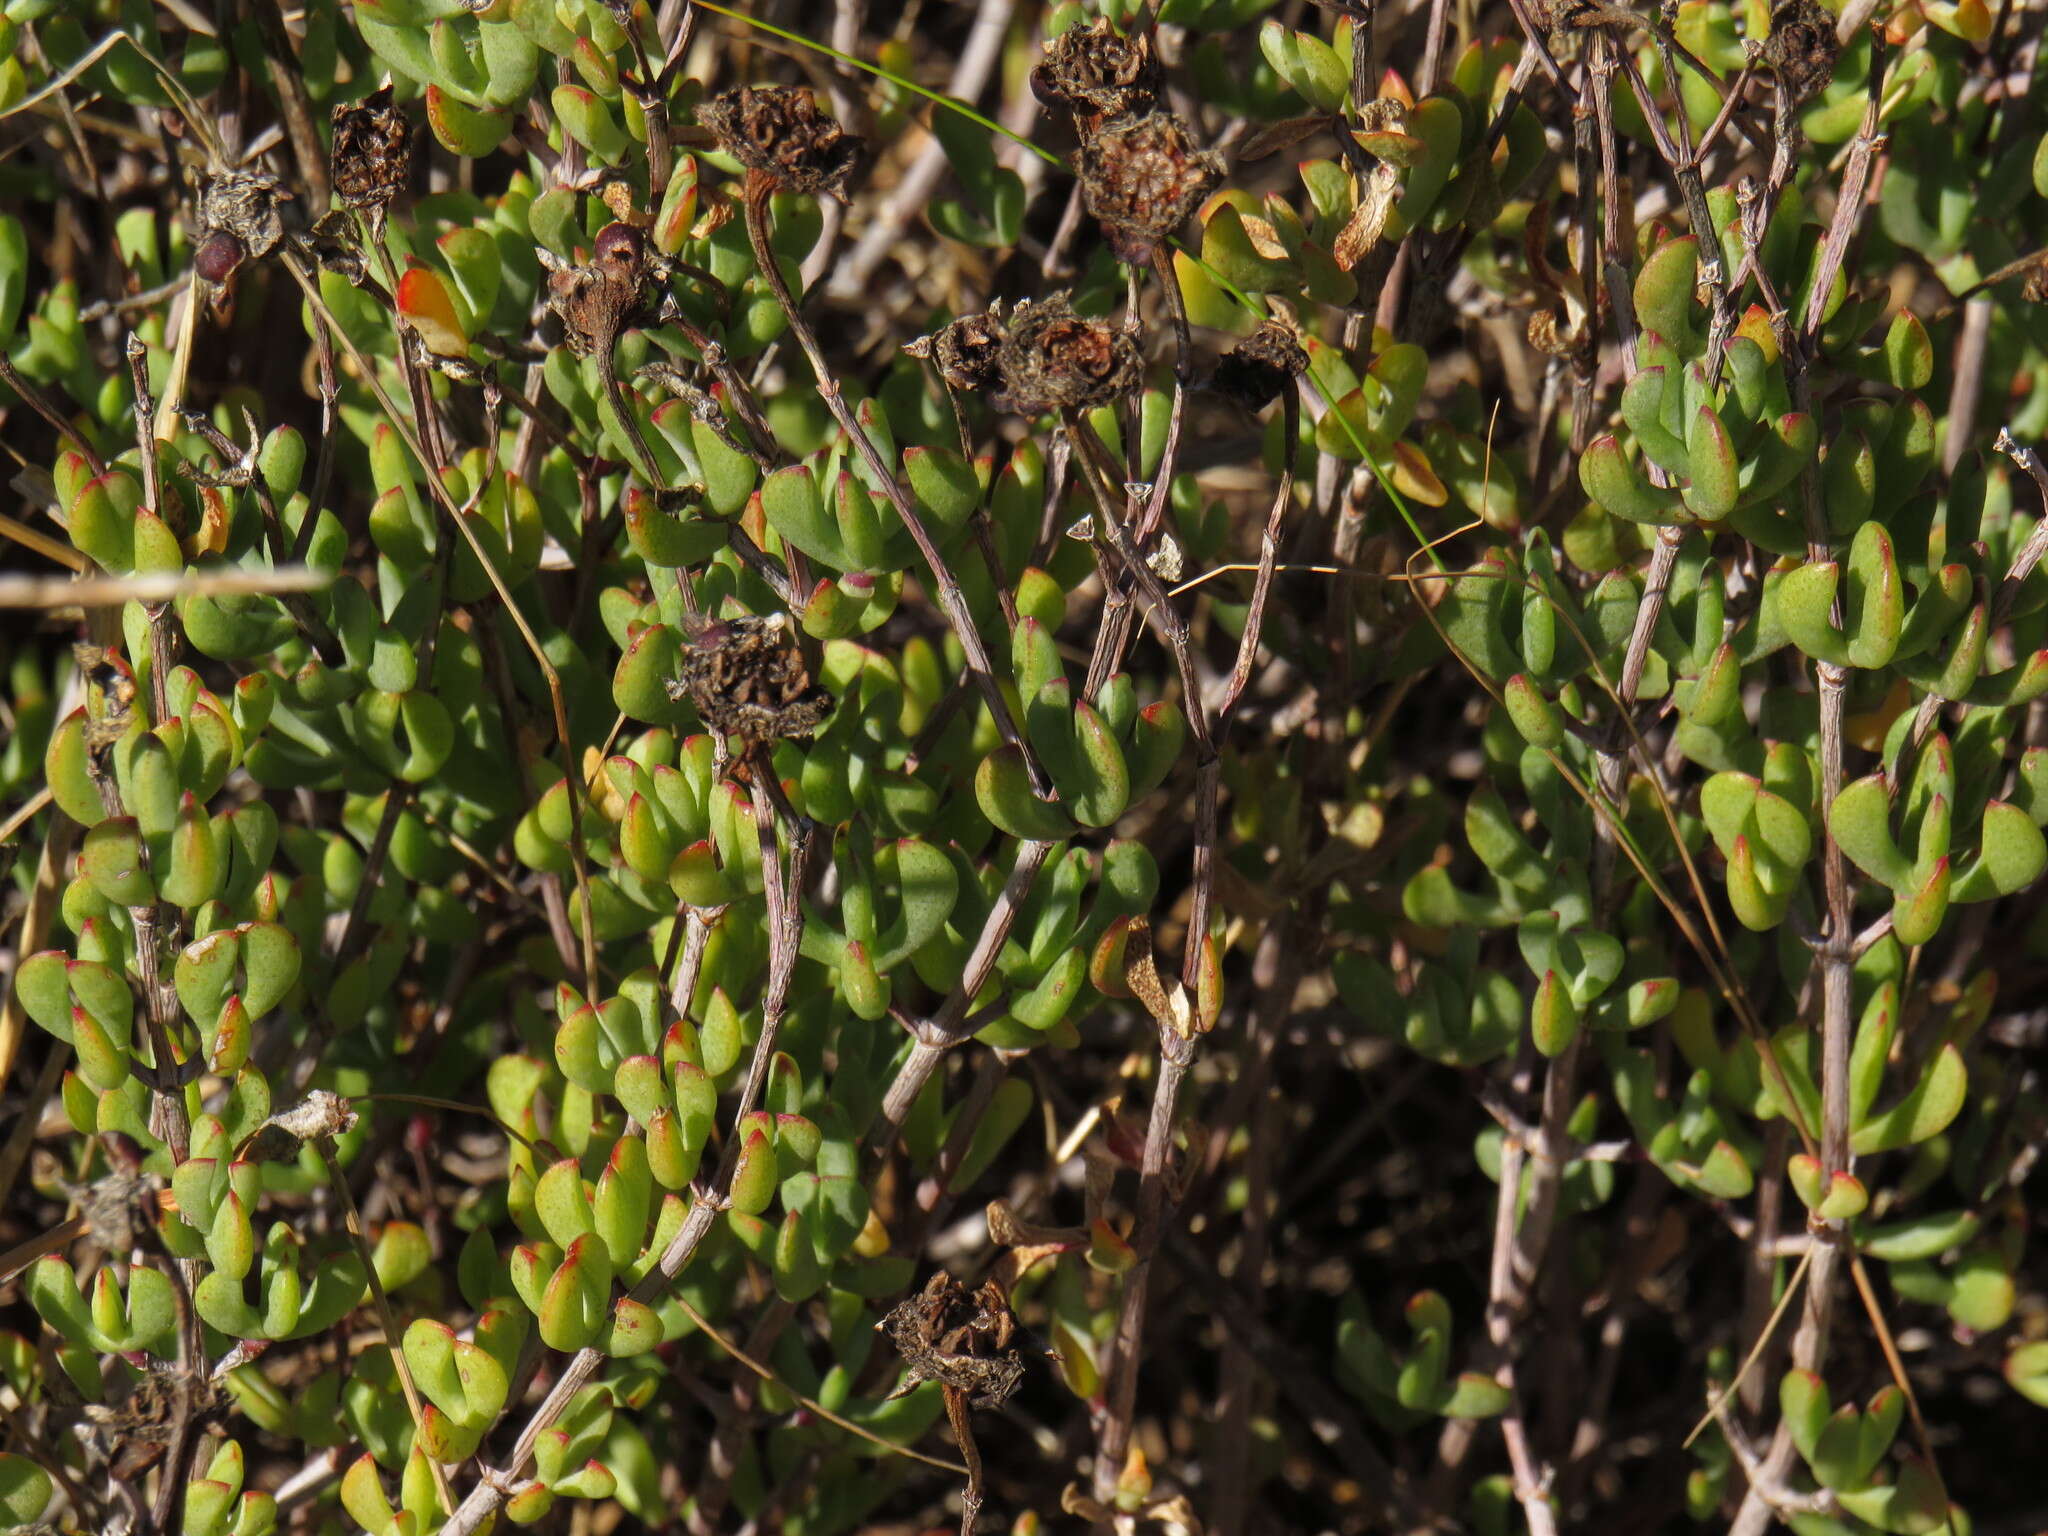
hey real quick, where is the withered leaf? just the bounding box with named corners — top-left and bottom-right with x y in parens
top-left (1332, 162), bottom-right (1400, 271)
top-left (1237, 115), bottom-right (1331, 163)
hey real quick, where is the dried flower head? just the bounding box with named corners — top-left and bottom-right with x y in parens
top-left (1074, 111), bottom-right (1224, 263)
top-left (995, 294), bottom-right (1142, 415)
top-left (197, 169), bottom-right (292, 262)
top-left (907, 302), bottom-right (1010, 393)
top-left (1760, 0), bottom-right (1839, 104)
top-left (1031, 18), bottom-right (1162, 125)
top-left (300, 207), bottom-right (367, 283)
top-left (546, 221), bottom-right (659, 357)
top-left (331, 86), bottom-right (413, 211)
top-left (696, 86), bottom-right (865, 200)
top-left (1354, 98), bottom-right (1409, 137)
top-left (190, 169), bottom-right (293, 317)
top-left (882, 1271), bottom-right (1027, 1409)
top-left (1209, 318), bottom-right (1309, 411)
top-left (1332, 161), bottom-right (1400, 271)
top-left (664, 613), bottom-right (835, 745)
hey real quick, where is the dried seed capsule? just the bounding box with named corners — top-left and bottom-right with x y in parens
top-left (994, 293), bottom-right (1142, 415)
top-left (1541, 0), bottom-right (1647, 36)
top-left (664, 613), bottom-right (835, 745)
top-left (1761, 0), bottom-right (1839, 105)
top-left (1073, 111), bottom-right (1223, 264)
top-left (881, 1272), bottom-right (1027, 1409)
top-left (546, 220), bottom-right (658, 357)
top-left (696, 86), bottom-right (865, 200)
top-left (909, 302), bottom-right (1010, 393)
top-left (1209, 318), bottom-right (1309, 410)
top-left (241, 1089), bottom-right (360, 1163)
top-left (330, 86), bottom-right (413, 210)
top-left (196, 169), bottom-right (292, 261)
top-left (1031, 18), bottom-right (1163, 126)
top-left (593, 219), bottom-right (649, 274)
top-left (193, 230), bottom-right (246, 286)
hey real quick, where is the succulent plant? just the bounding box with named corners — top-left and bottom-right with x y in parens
top-left (0, 1), bottom-right (2044, 1535)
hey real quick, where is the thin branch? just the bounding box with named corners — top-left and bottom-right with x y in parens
top-left (738, 172), bottom-right (1047, 794)
top-left (437, 760), bottom-right (814, 1536)
top-left (0, 356), bottom-right (105, 474)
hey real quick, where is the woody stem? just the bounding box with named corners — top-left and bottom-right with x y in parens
top-left (944, 1384), bottom-right (985, 1536)
top-left (738, 173), bottom-right (1049, 795)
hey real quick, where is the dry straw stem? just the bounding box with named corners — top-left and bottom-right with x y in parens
top-left (0, 511), bottom-right (88, 573)
top-left (0, 566), bottom-right (328, 609)
top-left (0, 356), bottom-right (105, 474)
top-left (1685, 1247), bottom-right (1816, 1450)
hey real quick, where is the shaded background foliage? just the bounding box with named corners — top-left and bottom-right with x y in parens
top-left (1, 0), bottom-right (2047, 1535)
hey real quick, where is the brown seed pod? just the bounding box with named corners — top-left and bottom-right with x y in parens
top-left (1031, 18), bottom-right (1163, 126)
top-left (696, 86), bottom-right (865, 200)
top-left (994, 293), bottom-right (1142, 415)
top-left (881, 1272), bottom-right (1027, 1409)
top-left (1073, 111), bottom-right (1223, 264)
top-left (664, 613), bottom-right (835, 746)
top-left (592, 220), bottom-right (650, 278)
top-left (193, 230), bottom-right (246, 287)
top-left (1760, 0), bottom-right (1839, 105)
top-left (909, 302), bottom-right (1010, 393)
top-left (196, 169), bottom-right (292, 262)
top-left (546, 220), bottom-right (658, 357)
top-left (331, 86), bottom-right (413, 211)
top-left (1209, 318), bottom-right (1309, 411)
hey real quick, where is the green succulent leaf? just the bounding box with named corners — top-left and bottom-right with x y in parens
top-left (1851, 1044), bottom-right (1967, 1155)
